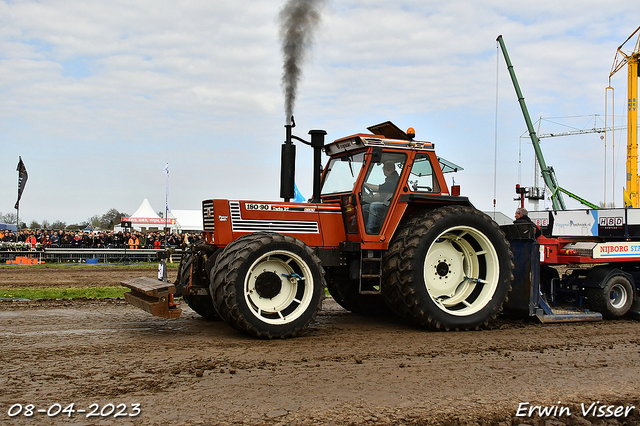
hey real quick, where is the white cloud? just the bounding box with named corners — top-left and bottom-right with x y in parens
top-left (0, 0), bottom-right (639, 225)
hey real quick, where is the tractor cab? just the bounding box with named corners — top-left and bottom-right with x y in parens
top-left (321, 121), bottom-right (466, 247)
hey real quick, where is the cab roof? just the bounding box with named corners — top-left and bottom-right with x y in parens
top-left (324, 121), bottom-right (435, 157)
top-left (323, 121), bottom-right (464, 173)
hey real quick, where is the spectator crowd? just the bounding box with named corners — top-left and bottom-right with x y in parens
top-left (0, 229), bottom-right (202, 250)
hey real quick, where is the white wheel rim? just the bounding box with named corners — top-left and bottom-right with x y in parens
top-left (609, 283), bottom-right (628, 309)
top-left (244, 250), bottom-right (314, 325)
top-left (423, 225), bottom-right (500, 316)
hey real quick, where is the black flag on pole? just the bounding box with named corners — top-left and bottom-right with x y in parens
top-left (15, 156), bottom-right (28, 209)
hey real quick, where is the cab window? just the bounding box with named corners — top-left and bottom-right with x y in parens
top-left (408, 153), bottom-right (440, 193)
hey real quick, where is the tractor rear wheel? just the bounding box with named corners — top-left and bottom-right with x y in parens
top-left (176, 249), bottom-right (221, 321)
top-left (211, 232), bottom-right (325, 338)
top-left (382, 206), bottom-right (514, 330)
top-left (325, 268), bottom-right (392, 316)
top-left (588, 275), bottom-right (634, 319)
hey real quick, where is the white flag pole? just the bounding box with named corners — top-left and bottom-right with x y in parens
top-left (162, 163), bottom-right (169, 282)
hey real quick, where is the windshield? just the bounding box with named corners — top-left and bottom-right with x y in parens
top-left (321, 152), bottom-right (366, 195)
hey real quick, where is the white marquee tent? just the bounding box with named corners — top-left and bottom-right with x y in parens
top-left (114, 199), bottom-right (202, 233)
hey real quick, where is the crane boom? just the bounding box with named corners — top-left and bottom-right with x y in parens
top-left (496, 35), bottom-right (565, 210)
top-left (538, 125), bottom-right (627, 139)
top-left (610, 26), bottom-right (640, 208)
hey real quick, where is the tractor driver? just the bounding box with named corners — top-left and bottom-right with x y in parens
top-left (362, 161), bottom-right (400, 233)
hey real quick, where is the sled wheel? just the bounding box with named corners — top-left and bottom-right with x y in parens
top-left (383, 206), bottom-right (514, 330)
top-left (325, 268), bottom-right (392, 316)
top-left (211, 232), bottom-right (325, 338)
top-left (588, 275), bottom-right (634, 319)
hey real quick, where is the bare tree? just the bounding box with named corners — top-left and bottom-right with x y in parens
top-left (0, 212), bottom-right (17, 224)
top-left (89, 215), bottom-right (102, 229)
top-left (50, 220), bottom-right (67, 230)
top-left (99, 208), bottom-right (128, 229)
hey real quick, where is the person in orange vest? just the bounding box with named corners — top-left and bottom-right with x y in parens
top-left (128, 234), bottom-right (140, 249)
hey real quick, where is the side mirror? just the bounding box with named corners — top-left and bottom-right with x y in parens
top-left (370, 147), bottom-right (383, 164)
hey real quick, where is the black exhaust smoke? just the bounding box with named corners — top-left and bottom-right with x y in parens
top-left (279, 1), bottom-right (325, 202)
top-left (279, 0), bottom-right (324, 123)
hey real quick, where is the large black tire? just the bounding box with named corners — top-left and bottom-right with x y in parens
top-left (325, 270), bottom-right (354, 312)
top-left (588, 274), bottom-right (634, 319)
top-left (325, 267), bottom-right (392, 316)
top-left (176, 249), bottom-right (221, 321)
top-left (211, 232), bottom-right (325, 339)
top-left (182, 293), bottom-right (220, 321)
top-left (382, 206), bottom-right (514, 330)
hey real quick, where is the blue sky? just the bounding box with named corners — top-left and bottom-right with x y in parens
top-left (1, 0), bottom-right (639, 225)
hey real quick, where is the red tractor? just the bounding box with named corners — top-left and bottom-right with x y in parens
top-left (124, 119), bottom-right (514, 338)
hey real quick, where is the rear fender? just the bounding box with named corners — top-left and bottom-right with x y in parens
top-left (584, 266), bottom-right (635, 294)
top-left (373, 195), bottom-right (474, 247)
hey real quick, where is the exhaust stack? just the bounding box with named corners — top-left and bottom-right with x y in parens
top-left (280, 116), bottom-right (326, 203)
top-left (280, 120), bottom-right (296, 201)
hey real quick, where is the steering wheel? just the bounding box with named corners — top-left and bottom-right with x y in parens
top-left (362, 184), bottom-right (375, 200)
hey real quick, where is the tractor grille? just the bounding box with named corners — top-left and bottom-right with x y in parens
top-left (229, 201), bottom-right (319, 233)
top-left (203, 201), bottom-right (215, 231)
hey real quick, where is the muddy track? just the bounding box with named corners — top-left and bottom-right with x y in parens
top-left (0, 267), bottom-right (639, 425)
top-left (0, 266), bottom-right (175, 289)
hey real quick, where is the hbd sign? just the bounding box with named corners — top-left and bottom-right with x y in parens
top-left (599, 216), bottom-right (623, 228)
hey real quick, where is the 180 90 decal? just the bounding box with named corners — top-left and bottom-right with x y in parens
top-left (245, 203), bottom-right (289, 211)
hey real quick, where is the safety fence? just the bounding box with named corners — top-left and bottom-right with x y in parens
top-left (1, 248), bottom-right (185, 264)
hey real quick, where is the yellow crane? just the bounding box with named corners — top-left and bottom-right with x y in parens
top-left (610, 26), bottom-right (640, 207)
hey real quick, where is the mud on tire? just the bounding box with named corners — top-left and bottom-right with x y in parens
top-left (382, 206), bottom-right (514, 330)
top-left (210, 232), bottom-right (325, 339)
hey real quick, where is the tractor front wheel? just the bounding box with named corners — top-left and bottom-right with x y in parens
top-left (211, 232), bottom-right (325, 338)
top-left (383, 206), bottom-right (514, 330)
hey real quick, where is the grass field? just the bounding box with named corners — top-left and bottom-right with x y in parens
top-left (0, 262), bottom-right (178, 270)
top-left (0, 286), bottom-right (129, 299)
top-left (0, 262), bottom-right (176, 299)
